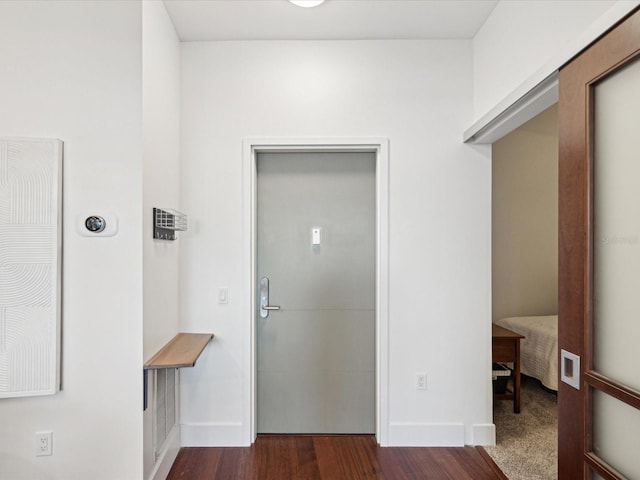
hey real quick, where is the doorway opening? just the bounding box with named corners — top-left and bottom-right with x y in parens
top-left (241, 138), bottom-right (390, 445)
top-left (487, 104), bottom-right (559, 479)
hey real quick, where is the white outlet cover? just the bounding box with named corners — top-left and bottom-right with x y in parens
top-left (35, 431), bottom-right (53, 456)
top-left (416, 373), bottom-right (427, 390)
top-left (75, 212), bottom-right (119, 237)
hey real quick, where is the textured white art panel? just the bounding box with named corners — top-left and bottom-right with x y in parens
top-left (0, 137), bottom-right (62, 398)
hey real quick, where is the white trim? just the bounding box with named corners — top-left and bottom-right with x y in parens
top-left (464, 0), bottom-right (640, 144)
top-left (464, 72), bottom-right (558, 144)
top-left (470, 423), bottom-right (496, 446)
top-left (242, 137), bottom-right (390, 446)
top-left (181, 422), bottom-right (245, 447)
top-left (387, 423), bottom-right (466, 447)
top-left (148, 425), bottom-right (180, 480)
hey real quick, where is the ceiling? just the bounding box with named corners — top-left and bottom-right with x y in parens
top-left (163, 0), bottom-right (499, 42)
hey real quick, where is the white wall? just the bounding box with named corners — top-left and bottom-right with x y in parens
top-left (179, 40), bottom-right (493, 446)
top-left (472, 0), bottom-right (639, 123)
top-left (0, 2), bottom-right (143, 479)
top-left (142, 1), bottom-right (181, 478)
top-left (492, 105), bottom-right (558, 321)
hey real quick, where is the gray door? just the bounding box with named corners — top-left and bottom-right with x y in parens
top-left (257, 151), bottom-right (375, 434)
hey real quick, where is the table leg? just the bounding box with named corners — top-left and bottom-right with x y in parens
top-left (514, 339), bottom-right (521, 413)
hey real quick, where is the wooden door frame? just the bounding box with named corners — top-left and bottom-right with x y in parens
top-left (241, 137), bottom-right (390, 446)
top-left (559, 8), bottom-right (640, 479)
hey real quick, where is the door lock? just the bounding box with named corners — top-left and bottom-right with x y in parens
top-left (259, 276), bottom-right (281, 318)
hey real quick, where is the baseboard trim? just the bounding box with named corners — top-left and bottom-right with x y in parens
top-left (149, 425), bottom-right (180, 480)
top-left (470, 423), bottom-right (496, 446)
top-left (179, 421), bottom-right (485, 448)
top-left (181, 422), bottom-right (245, 446)
top-left (387, 422), bottom-right (465, 446)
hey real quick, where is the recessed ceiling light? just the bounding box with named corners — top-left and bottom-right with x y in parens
top-left (289, 0), bottom-right (325, 8)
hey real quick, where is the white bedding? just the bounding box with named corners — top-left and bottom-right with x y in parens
top-left (494, 315), bottom-right (558, 391)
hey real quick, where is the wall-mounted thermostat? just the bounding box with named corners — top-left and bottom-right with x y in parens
top-left (76, 212), bottom-right (119, 237)
top-left (85, 216), bottom-right (106, 233)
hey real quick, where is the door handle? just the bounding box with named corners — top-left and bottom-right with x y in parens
top-left (259, 276), bottom-right (280, 318)
top-left (561, 349), bottom-right (581, 390)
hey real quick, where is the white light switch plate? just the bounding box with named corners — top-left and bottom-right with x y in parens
top-left (218, 287), bottom-right (228, 304)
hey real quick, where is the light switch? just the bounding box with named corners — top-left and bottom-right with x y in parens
top-left (218, 287), bottom-right (228, 304)
top-left (312, 227), bottom-right (321, 246)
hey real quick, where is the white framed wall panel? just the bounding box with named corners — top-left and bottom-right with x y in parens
top-left (0, 137), bottom-right (62, 398)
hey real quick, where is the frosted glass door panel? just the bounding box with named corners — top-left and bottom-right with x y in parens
top-left (593, 56), bottom-right (640, 392)
top-left (592, 390), bottom-right (640, 479)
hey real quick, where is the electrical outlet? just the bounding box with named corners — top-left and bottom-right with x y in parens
top-left (35, 431), bottom-right (53, 456)
top-left (416, 373), bottom-right (427, 391)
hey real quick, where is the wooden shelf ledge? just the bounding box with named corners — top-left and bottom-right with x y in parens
top-left (143, 333), bottom-right (213, 410)
top-left (144, 333), bottom-right (214, 370)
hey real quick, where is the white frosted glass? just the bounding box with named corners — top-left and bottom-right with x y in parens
top-left (593, 56), bottom-right (640, 392)
top-left (592, 390), bottom-right (640, 479)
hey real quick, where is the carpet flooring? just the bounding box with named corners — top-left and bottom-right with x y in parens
top-left (485, 375), bottom-right (558, 480)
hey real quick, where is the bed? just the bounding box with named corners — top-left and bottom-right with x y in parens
top-left (493, 315), bottom-right (558, 391)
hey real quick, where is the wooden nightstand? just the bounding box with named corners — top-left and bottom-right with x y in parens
top-left (492, 323), bottom-right (524, 413)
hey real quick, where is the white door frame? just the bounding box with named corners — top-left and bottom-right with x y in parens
top-left (242, 137), bottom-right (390, 445)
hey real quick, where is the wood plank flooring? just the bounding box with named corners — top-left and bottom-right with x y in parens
top-left (167, 435), bottom-right (507, 479)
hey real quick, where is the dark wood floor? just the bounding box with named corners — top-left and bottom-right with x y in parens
top-left (167, 435), bottom-right (507, 479)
